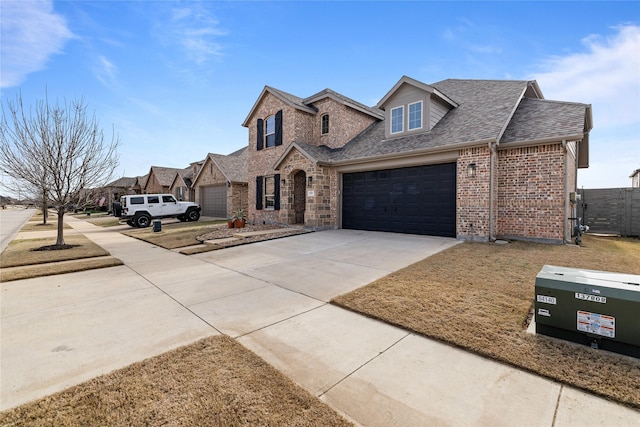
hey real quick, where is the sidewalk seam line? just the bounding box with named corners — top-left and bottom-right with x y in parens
top-left (319, 331), bottom-right (411, 398)
top-left (552, 384), bottom-right (563, 427)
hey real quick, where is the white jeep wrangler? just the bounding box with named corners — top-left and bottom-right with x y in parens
top-left (119, 194), bottom-right (201, 227)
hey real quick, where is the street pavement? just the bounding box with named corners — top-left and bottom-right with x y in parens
top-left (1, 214), bottom-right (639, 425)
top-left (0, 207), bottom-right (35, 253)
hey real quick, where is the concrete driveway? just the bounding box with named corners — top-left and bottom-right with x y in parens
top-left (2, 217), bottom-right (639, 425)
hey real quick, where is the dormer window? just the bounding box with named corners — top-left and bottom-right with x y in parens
top-left (321, 114), bottom-right (329, 135)
top-left (408, 101), bottom-right (422, 130)
top-left (391, 106), bottom-right (404, 134)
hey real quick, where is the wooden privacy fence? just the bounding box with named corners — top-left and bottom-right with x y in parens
top-left (577, 188), bottom-right (640, 236)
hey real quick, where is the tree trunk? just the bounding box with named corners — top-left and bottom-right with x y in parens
top-left (42, 199), bottom-right (48, 225)
top-left (56, 207), bottom-right (65, 246)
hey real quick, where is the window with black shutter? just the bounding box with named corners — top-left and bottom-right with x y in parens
top-left (258, 110), bottom-right (283, 150)
top-left (256, 175), bottom-right (280, 210)
top-left (275, 110), bottom-right (282, 146)
top-left (256, 119), bottom-right (264, 151)
top-left (274, 174), bottom-right (280, 210)
top-left (256, 176), bottom-right (263, 210)
top-left (265, 116), bottom-right (276, 147)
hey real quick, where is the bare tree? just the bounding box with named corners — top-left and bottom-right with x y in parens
top-left (0, 93), bottom-right (120, 247)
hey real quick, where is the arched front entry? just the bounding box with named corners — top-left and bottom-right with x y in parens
top-left (293, 170), bottom-right (306, 224)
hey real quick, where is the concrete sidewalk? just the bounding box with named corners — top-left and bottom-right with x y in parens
top-left (1, 216), bottom-right (639, 425)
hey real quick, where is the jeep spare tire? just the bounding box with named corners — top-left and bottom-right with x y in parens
top-left (134, 213), bottom-right (152, 228)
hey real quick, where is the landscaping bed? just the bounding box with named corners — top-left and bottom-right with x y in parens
top-left (193, 223), bottom-right (312, 251)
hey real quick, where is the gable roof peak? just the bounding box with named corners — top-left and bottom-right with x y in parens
top-left (304, 87), bottom-right (384, 119)
top-left (242, 85), bottom-right (316, 127)
top-left (377, 75), bottom-right (458, 110)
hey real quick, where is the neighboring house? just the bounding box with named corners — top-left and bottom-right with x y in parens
top-left (143, 166), bottom-right (183, 194)
top-left (242, 75), bottom-right (592, 244)
top-left (131, 174), bottom-right (149, 194)
top-left (631, 169), bottom-right (640, 188)
top-left (102, 176), bottom-right (138, 209)
top-left (169, 160), bottom-right (203, 202)
top-left (192, 147), bottom-right (248, 218)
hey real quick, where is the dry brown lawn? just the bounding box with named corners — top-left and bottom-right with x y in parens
top-left (122, 220), bottom-right (226, 249)
top-left (0, 234), bottom-right (123, 282)
top-left (333, 235), bottom-right (640, 409)
top-left (87, 217), bottom-right (122, 227)
top-left (0, 257), bottom-right (123, 282)
top-left (1, 235), bottom-right (111, 268)
top-left (0, 335), bottom-right (353, 427)
top-left (19, 222), bottom-right (71, 232)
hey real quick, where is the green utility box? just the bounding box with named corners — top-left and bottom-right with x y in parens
top-left (535, 265), bottom-right (640, 358)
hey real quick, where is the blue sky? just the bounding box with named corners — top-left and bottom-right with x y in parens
top-left (2, 1), bottom-right (639, 189)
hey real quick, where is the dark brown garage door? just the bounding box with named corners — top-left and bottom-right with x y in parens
top-left (342, 163), bottom-right (456, 237)
top-left (200, 185), bottom-right (227, 218)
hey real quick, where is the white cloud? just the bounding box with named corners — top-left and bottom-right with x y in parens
top-left (160, 3), bottom-right (227, 64)
top-left (532, 25), bottom-right (640, 129)
top-left (533, 25), bottom-right (640, 187)
top-left (0, 0), bottom-right (74, 88)
top-left (94, 55), bottom-right (118, 87)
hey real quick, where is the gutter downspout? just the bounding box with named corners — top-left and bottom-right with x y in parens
top-left (488, 141), bottom-right (497, 241)
top-left (562, 140), bottom-right (568, 243)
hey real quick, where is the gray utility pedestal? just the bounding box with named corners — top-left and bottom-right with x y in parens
top-left (535, 265), bottom-right (640, 358)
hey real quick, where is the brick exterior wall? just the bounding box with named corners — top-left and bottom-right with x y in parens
top-left (144, 172), bottom-right (168, 194)
top-left (193, 157), bottom-right (247, 217)
top-left (457, 146), bottom-right (491, 241)
top-left (246, 92), bottom-right (371, 227)
top-left (194, 158), bottom-right (227, 206)
top-left (277, 149), bottom-right (338, 228)
top-left (311, 98), bottom-right (378, 149)
top-left (229, 183), bottom-right (249, 219)
top-left (496, 143), bottom-right (567, 243)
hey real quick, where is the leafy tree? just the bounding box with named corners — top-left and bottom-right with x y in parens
top-left (0, 93), bottom-right (120, 247)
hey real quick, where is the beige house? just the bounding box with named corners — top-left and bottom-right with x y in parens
top-left (169, 161), bottom-right (203, 202)
top-left (242, 75), bottom-right (592, 244)
top-left (143, 166), bottom-right (183, 194)
top-left (192, 147), bottom-right (248, 218)
top-left (101, 176), bottom-right (137, 209)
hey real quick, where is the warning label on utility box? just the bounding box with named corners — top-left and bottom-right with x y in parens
top-left (577, 310), bottom-right (615, 338)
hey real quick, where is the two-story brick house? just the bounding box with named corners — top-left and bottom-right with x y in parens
top-left (242, 76), bottom-right (592, 244)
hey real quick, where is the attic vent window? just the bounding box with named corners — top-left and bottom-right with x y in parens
top-left (409, 101), bottom-right (422, 130)
top-left (391, 106), bottom-right (404, 134)
top-left (321, 114), bottom-right (329, 135)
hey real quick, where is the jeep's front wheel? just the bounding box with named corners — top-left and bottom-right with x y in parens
top-left (134, 213), bottom-right (152, 228)
top-left (186, 208), bottom-right (200, 222)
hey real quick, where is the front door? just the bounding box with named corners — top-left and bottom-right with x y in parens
top-left (294, 170), bottom-right (306, 224)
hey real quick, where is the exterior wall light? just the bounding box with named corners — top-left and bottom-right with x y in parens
top-left (308, 176), bottom-right (313, 185)
top-left (467, 163), bottom-right (477, 178)
top-left (281, 178), bottom-right (286, 185)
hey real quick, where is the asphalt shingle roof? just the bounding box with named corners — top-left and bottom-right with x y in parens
top-left (500, 98), bottom-right (589, 143)
top-left (105, 176), bottom-right (137, 188)
top-left (209, 146), bottom-right (248, 183)
top-left (150, 166), bottom-right (183, 187)
top-left (324, 79), bottom-right (530, 162)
